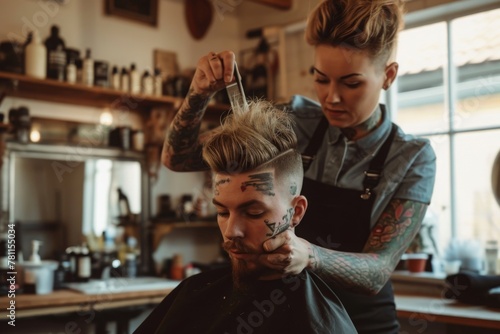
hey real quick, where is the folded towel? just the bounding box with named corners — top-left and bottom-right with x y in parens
top-left (444, 270), bottom-right (500, 306)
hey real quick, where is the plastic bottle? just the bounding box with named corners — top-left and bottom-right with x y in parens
top-left (111, 66), bottom-right (120, 90)
top-left (129, 63), bottom-right (140, 94)
top-left (25, 30), bottom-right (47, 79)
top-left (141, 70), bottom-right (153, 95)
top-left (82, 48), bottom-right (94, 86)
top-left (44, 25), bottom-right (66, 81)
top-left (66, 58), bottom-right (77, 84)
top-left (120, 67), bottom-right (130, 92)
top-left (153, 68), bottom-right (163, 96)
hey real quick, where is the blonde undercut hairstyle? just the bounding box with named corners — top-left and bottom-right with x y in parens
top-left (202, 99), bottom-right (304, 196)
top-left (306, 0), bottom-right (405, 66)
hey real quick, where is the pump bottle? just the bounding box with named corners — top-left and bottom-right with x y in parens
top-left (25, 30), bottom-right (47, 79)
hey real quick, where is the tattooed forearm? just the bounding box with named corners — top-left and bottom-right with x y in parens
top-left (312, 246), bottom-right (386, 294)
top-left (364, 199), bottom-right (428, 265)
top-left (168, 92), bottom-right (209, 151)
top-left (308, 199), bottom-right (428, 294)
top-left (163, 90), bottom-right (211, 171)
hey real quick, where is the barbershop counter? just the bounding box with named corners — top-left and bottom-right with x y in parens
top-left (0, 282), bottom-right (176, 333)
top-left (1, 273), bottom-right (499, 333)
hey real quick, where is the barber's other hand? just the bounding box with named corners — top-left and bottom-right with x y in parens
top-left (191, 50), bottom-right (235, 97)
top-left (260, 230), bottom-right (311, 275)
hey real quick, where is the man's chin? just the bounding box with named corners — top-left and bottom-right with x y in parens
top-left (231, 258), bottom-right (264, 291)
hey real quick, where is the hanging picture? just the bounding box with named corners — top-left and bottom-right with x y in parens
top-left (153, 49), bottom-right (179, 81)
top-left (105, 0), bottom-right (159, 27)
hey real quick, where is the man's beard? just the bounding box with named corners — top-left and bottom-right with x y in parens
top-left (222, 240), bottom-right (268, 291)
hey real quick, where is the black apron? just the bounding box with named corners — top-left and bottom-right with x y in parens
top-left (296, 114), bottom-right (400, 334)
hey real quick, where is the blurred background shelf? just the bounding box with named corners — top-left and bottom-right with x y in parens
top-left (0, 71), bottom-right (230, 116)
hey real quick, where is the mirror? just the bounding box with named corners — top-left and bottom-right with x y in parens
top-left (4, 143), bottom-right (146, 260)
top-left (493, 150), bottom-right (500, 207)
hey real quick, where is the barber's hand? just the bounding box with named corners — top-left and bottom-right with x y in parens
top-left (191, 50), bottom-right (236, 97)
top-left (260, 230), bottom-right (311, 275)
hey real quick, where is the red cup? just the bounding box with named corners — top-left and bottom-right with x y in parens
top-left (406, 253), bottom-right (428, 273)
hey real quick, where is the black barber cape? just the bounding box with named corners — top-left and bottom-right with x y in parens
top-left (134, 267), bottom-right (356, 334)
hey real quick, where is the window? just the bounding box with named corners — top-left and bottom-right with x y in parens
top-left (394, 6), bottom-right (500, 250)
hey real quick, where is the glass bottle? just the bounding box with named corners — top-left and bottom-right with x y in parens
top-left (44, 25), bottom-right (66, 81)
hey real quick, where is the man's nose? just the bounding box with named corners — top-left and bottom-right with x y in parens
top-left (223, 215), bottom-right (245, 239)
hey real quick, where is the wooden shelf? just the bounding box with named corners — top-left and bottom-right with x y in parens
top-left (0, 71), bottom-right (230, 115)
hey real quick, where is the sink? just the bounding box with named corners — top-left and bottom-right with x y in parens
top-left (65, 276), bottom-right (180, 294)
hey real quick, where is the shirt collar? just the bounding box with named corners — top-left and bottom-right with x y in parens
top-left (327, 104), bottom-right (391, 151)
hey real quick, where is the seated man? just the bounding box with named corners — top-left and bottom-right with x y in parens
top-left (135, 100), bottom-right (356, 334)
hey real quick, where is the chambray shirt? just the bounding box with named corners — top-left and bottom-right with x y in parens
top-left (287, 95), bottom-right (436, 228)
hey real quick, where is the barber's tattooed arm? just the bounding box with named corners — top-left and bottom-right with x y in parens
top-left (162, 89), bottom-right (213, 171)
top-left (309, 199), bottom-right (427, 294)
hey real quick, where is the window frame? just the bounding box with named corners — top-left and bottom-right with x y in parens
top-left (388, 0), bottom-right (500, 239)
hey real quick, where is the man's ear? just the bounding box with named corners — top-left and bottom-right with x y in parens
top-left (291, 195), bottom-right (308, 228)
top-left (383, 62), bottom-right (399, 90)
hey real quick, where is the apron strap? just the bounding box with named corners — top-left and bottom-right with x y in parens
top-left (301, 116), bottom-right (329, 172)
top-left (361, 121), bottom-right (397, 200)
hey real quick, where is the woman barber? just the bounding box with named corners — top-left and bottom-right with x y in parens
top-left (162, 0), bottom-right (436, 333)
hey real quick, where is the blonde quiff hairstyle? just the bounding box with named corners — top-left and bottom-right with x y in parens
top-left (202, 99), bottom-right (303, 196)
top-left (306, 0), bottom-right (405, 65)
